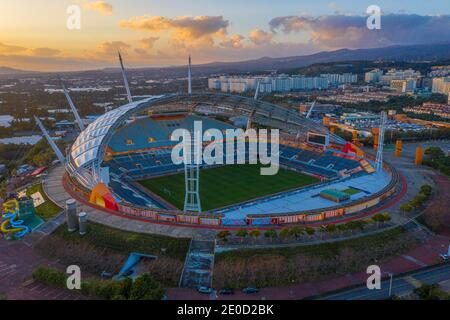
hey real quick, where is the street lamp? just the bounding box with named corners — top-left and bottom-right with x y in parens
top-left (388, 273), bottom-right (394, 297)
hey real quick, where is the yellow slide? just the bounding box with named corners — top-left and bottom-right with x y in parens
top-left (1, 199), bottom-right (30, 240)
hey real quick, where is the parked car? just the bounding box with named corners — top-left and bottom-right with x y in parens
top-left (197, 286), bottom-right (213, 294)
top-left (219, 288), bottom-right (235, 295)
top-left (242, 286), bottom-right (259, 294)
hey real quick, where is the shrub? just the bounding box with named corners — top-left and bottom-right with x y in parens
top-left (32, 267), bottom-right (66, 287)
top-left (305, 227), bottom-right (315, 235)
top-left (249, 229), bottom-right (261, 239)
top-left (217, 230), bottom-right (231, 240)
top-left (235, 229), bottom-right (248, 238)
top-left (279, 228), bottom-right (291, 239)
top-left (129, 273), bottom-right (165, 300)
top-left (264, 230), bottom-right (277, 239)
top-left (420, 185), bottom-right (432, 196)
top-left (32, 267), bottom-right (164, 300)
top-left (400, 204), bottom-right (413, 213)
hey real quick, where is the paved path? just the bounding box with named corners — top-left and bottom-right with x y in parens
top-left (0, 239), bottom-right (87, 300)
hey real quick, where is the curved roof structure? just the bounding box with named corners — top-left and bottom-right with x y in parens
top-left (70, 96), bottom-right (166, 168)
top-left (70, 92), bottom-right (341, 170)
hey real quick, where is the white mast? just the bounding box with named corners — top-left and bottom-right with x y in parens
top-left (118, 51), bottom-right (133, 104)
top-left (306, 101), bottom-right (316, 119)
top-left (254, 80), bottom-right (261, 100)
top-left (59, 77), bottom-right (85, 131)
top-left (188, 55), bottom-right (192, 95)
top-left (34, 116), bottom-right (66, 163)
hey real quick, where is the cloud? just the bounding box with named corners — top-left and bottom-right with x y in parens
top-left (29, 47), bottom-right (61, 57)
top-left (84, 1), bottom-right (113, 16)
top-left (120, 15), bottom-right (228, 38)
top-left (269, 14), bottom-right (450, 49)
top-left (219, 35), bottom-right (245, 49)
top-left (119, 15), bottom-right (229, 47)
top-left (249, 29), bottom-right (273, 45)
top-left (139, 37), bottom-right (160, 50)
top-left (0, 42), bottom-right (27, 54)
top-left (97, 41), bottom-right (131, 55)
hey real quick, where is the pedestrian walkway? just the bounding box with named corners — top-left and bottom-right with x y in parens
top-left (179, 240), bottom-right (215, 289)
top-left (0, 239), bottom-right (88, 300)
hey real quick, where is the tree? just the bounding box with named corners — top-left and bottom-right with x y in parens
top-left (236, 229), bottom-right (248, 243)
top-left (420, 184), bottom-right (432, 197)
top-left (129, 273), bottom-right (165, 300)
top-left (305, 227), bottom-right (315, 236)
top-left (264, 229), bottom-right (277, 241)
top-left (279, 228), bottom-right (291, 239)
top-left (115, 277), bottom-right (133, 300)
top-left (414, 284), bottom-right (449, 300)
top-left (326, 224), bottom-right (337, 234)
top-left (289, 226), bottom-right (303, 239)
top-left (217, 230), bottom-right (231, 242)
top-left (249, 229), bottom-right (261, 241)
top-left (424, 147), bottom-right (444, 160)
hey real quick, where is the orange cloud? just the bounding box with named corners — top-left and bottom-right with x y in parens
top-left (220, 35), bottom-right (245, 49)
top-left (139, 37), bottom-right (160, 49)
top-left (97, 41), bottom-right (131, 57)
top-left (29, 47), bottom-right (61, 57)
top-left (249, 29), bottom-right (273, 45)
top-left (84, 1), bottom-right (113, 16)
top-left (119, 15), bottom-right (229, 46)
top-left (0, 42), bottom-right (27, 54)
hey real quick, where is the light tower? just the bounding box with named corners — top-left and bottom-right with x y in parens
top-left (188, 55), bottom-right (192, 95)
top-left (306, 101), bottom-right (316, 119)
top-left (183, 130), bottom-right (202, 212)
top-left (59, 77), bottom-right (85, 131)
top-left (375, 111), bottom-right (387, 172)
top-left (118, 51), bottom-right (133, 104)
top-left (34, 116), bottom-right (66, 163)
top-left (246, 81), bottom-right (261, 131)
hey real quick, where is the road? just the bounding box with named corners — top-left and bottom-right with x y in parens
top-left (320, 263), bottom-right (450, 300)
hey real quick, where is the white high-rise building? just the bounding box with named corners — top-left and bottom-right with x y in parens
top-left (380, 68), bottom-right (421, 85)
top-left (432, 77), bottom-right (450, 95)
top-left (365, 69), bottom-right (384, 83)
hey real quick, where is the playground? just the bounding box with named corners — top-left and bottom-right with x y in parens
top-left (1, 198), bottom-right (44, 240)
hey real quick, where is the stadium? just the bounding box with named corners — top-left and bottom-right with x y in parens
top-left (63, 87), bottom-right (401, 229)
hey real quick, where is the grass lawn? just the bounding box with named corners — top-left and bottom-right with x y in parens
top-left (53, 222), bottom-right (190, 260)
top-left (138, 164), bottom-right (319, 211)
top-left (26, 183), bottom-right (62, 221)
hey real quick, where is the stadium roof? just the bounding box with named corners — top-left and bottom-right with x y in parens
top-left (71, 96), bottom-right (165, 168)
top-left (70, 92), bottom-right (342, 169)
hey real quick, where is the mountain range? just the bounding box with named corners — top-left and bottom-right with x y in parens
top-left (1, 42), bottom-right (450, 76)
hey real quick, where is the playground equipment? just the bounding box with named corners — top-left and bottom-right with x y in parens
top-left (1, 199), bottom-right (30, 240)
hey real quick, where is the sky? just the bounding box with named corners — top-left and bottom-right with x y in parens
top-left (0, 0), bottom-right (449, 71)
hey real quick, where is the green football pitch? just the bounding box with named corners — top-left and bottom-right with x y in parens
top-left (138, 164), bottom-right (320, 211)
